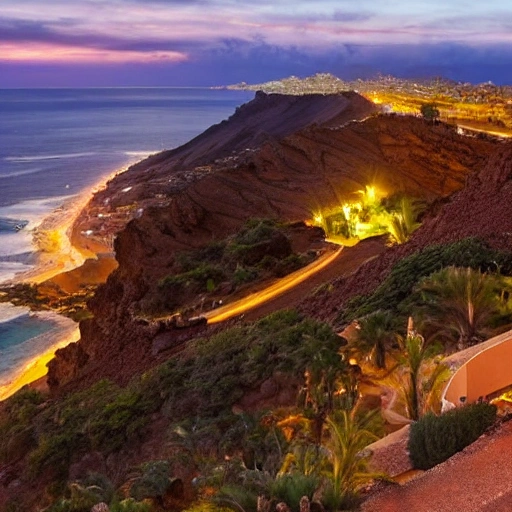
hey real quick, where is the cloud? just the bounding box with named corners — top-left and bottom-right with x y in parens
top-left (331, 10), bottom-right (374, 22)
top-left (1, 1), bottom-right (512, 86)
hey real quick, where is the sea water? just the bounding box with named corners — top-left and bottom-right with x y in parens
top-left (0, 87), bottom-right (253, 389)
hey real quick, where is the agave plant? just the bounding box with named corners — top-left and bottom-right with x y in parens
top-left (321, 409), bottom-right (381, 510)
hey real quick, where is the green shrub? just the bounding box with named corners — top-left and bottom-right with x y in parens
top-left (233, 265), bottom-right (259, 285)
top-left (408, 403), bottom-right (497, 469)
top-left (233, 219), bottom-right (279, 246)
top-left (29, 431), bottom-right (85, 479)
top-left (272, 254), bottom-right (310, 278)
top-left (28, 380), bottom-right (160, 479)
top-left (130, 460), bottom-right (172, 501)
top-left (160, 263), bottom-right (226, 290)
top-left (214, 483), bottom-right (260, 512)
top-left (0, 388), bottom-right (44, 463)
top-left (271, 474), bottom-right (319, 512)
top-left (338, 238), bottom-right (512, 325)
top-left (110, 499), bottom-right (154, 512)
top-left (88, 388), bottom-right (151, 453)
top-left (175, 241), bottom-right (226, 271)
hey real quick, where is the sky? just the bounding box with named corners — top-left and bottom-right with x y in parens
top-left (1, 0), bottom-right (512, 87)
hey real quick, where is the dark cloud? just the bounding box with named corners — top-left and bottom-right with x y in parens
top-left (0, 15), bottom-right (201, 54)
top-left (2, 40), bottom-right (512, 87)
top-left (0, 17), bottom-right (72, 43)
top-left (0, 16), bottom-right (110, 48)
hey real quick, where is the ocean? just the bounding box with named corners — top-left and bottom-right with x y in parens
top-left (0, 87), bottom-right (253, 392)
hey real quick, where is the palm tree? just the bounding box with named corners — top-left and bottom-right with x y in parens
top-left (295, 344), bottom-right (357, 446)
top-left (355, 310), bottom-right (396, 369)
top-left (417, 266), bottom-right (504, 350)
top-left (387, 197), bottom-right (421, 245)
top-left (396, 333), bottom-right (449, 421)
top-left (322, 409), bottom-right (381, 510)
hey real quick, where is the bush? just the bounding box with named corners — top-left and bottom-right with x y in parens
top-left (0, 388), bottom-right (44, 463)
top-left (88, 388), bottom-right (151, 452)
top-left (338, 237), bottom-right (512, 325)
top-left (408, 403), bottom-right (497, 469)
top-left (271, 474), bottom-right (319, 512)
top-left (28, 380), bottom-right (160, 479)
top-left (130, 460), bottom-right (172, 501)
top-left (160, 263), bottom-right (226, 290)
top-left (110, 499), bottom-right (154, 512)
top-left (233, 219), bottom-right (279, 246)
top-left (233, 265), bottom-right (259, 285)
top-left (272, 254), bottom-right (310, 278)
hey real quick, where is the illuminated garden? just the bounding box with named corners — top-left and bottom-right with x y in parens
top-left (310, 186), bottom-right (422, 246)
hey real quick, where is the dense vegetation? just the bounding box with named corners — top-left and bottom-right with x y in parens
top-left (312, 189), bottom-right (423, 245)
top-left (408, 403), bottom-right (497, 469)
top-left (1, 311), bottom-right (386, 511)
top-left (142, 220), bottom-right (315, 315)
top-left (337, 237), bottom-right (512, 328)
top-left (4, 229), bottom-right (512, 510)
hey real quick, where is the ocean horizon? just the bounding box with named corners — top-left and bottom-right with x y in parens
top-left (0, 87), bottom-right (253, 392)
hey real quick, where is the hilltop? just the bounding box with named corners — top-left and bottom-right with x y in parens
top-left (227, 73), bottom-right (512, 134)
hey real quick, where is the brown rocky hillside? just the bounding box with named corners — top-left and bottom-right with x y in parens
top-left (300, 141), bottom-right (512, 326)
top-left (50, 93), bottom-right (500, 393)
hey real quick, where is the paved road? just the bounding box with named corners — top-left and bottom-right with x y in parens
top-left (204, 236), bottom-right (387, 324)
top-left (362, 420), bottom-right (512, 512)
top-left (457, 123), bottom-right (512, 138)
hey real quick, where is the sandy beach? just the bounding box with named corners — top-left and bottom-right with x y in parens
top-left (0, 165), bottom-right (130, 401)
top-left (7, 166), bottom-right (126, 286)
top-left (0, 317), bottom-right (80, 400)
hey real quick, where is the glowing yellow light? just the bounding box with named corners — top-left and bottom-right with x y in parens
top-left (342, 204), bottom-right (351, 220)
top-left (205, 247), bottom-right (343, 323)
top-left (367, 185), bottom-right (376, 203)
top-left (314, 214), bottom-right (323, 224)
top-left (349, 358), bottom-right (358, 365)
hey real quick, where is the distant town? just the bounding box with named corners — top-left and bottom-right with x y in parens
top-left (224, 73), bottom-right (512, 132)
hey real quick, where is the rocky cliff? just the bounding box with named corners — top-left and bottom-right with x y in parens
top-left (49, 92), bottom-right (501, 392)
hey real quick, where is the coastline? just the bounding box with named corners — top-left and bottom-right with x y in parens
top-left (7, 165), bottom-right (127, 286)
top-left (0, 163), bottom-right (132, 401)
top-left (0, 317), bottom-right (80, 400)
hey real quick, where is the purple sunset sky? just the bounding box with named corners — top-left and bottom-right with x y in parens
top-left (1, 0), bottom-right (512, 87)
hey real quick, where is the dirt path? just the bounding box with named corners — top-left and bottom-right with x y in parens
top-left (362, 420), bottom-right (512, 512)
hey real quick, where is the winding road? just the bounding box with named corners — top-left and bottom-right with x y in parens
top-left (203, 236), bottom-right (387, 324)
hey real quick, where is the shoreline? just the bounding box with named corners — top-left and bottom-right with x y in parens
top-left (0, 162), bottom-right (133, 401)
top-left (6, 165), bottom-right (128, 286)
top-left (0, 320), bottom-right (80, 401)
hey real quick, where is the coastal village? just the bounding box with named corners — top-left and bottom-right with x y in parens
top-left (2, 74), bottom-right (512, 512)
top-left (228, 73), bottom-right (512, 132)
